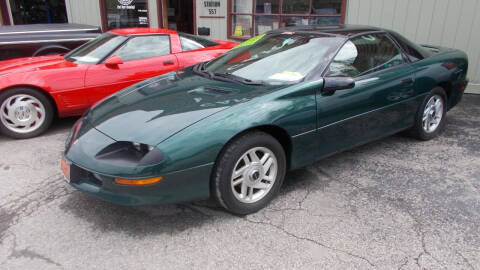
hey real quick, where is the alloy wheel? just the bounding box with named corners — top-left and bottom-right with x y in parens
top-left (230, 146), bottom-right (278, 204)
top-left (422, 94), bottom-right (444, 133)
top-left (0, 94), bottom-right (46, 134)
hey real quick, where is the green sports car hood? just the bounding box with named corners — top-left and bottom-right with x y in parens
top-left (84, 69), bottom-right (278, 146)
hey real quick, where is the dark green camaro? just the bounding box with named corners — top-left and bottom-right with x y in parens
top-left (62, 25), bottom-right (468, 214)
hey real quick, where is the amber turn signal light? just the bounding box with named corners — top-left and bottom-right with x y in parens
top-left (60, 158), bottom-right (70, 179)
top-left (114, 176), bottom-right (163, 186)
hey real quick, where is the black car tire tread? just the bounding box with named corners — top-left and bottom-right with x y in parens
top-left (408, 87), bottom-right (447, 141)
top-left (212, 131), bottom-right (286, 215)
top-left (0, 87), bottom-right (54, 139)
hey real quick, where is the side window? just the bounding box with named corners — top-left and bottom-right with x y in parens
top-left (327, 34), bottom-right (404, 77)
top-left (113, 35), bottom-right (170, 62)
top-left (389, 32), bottom-right (424, 62)
top-left (178, 33), bottom-right (219, 52)
top-left (399, 43), bottom-right (423, 62)
top-left (180, 36), bottom-right (205, 51)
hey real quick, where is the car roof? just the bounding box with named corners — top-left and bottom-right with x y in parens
top-left (108, 27), bottom-right (178, 36)
top-left (268, 24), bottom-right (384, 37)
top-left (0, 23), bottom-right (100, 33)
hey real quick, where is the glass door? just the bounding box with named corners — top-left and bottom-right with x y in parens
top-left (104, 0), bottom-right (149, 30)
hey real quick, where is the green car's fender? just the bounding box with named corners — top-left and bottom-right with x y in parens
top-left (155, 79), bottom-right (325, 175)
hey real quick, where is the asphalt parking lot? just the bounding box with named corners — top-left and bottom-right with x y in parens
top-left (0, 94), bottom-right (479, 269)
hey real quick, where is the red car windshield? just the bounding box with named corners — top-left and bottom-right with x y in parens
top-left (64, 33), bottom-right (128, 64)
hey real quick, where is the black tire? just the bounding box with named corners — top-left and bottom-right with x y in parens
top-left (407, 87), bottom-right (447, 141)
top-left (0, 88), bottom-right (54, 139)
top-left (212, 131), bottom-right (286, 215)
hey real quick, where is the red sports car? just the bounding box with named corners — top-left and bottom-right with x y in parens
top-left (0, 28), bottom-right (238, 139)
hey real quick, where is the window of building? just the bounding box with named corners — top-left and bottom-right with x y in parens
top-left (326, 34), bottom-right (404, 77)
top-left (229, 0), bottom-right (346, 39)
top-left (9, 0), bottom-right (67, 24)
top-left (103, 0), bottom-right (149, 30)
top-left (113, 35), bottom-right (170, 61)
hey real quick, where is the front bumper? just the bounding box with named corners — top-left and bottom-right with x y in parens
top-left (63, 117), bottom-right (213, 206)
top-left (65, 159), bottom-right (213, 206)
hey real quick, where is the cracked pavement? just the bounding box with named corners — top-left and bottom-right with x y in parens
top-left (0, 95), bottom-right (479, 269)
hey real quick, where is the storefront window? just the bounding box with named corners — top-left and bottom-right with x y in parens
top-left (229, 0), bottom-right (346, 39)
top-left (312, 0), bottom-right (342, 14)
top-left (282, 0), bottom-right (309, 14)
top-left (232, 14), bottom-right (252, 38)
top-left (9, 0), bottom-right (67, 24)
top-left (255, 15), bottom-right (279, 35)
top-left (310, 16), bottom-right (340, 25)
top-left (103, 0), bottom-right (149, 30)
top-left (282, 16), bottom-right (309, 27)
top-left (232, 0), bottom-right (252, 13)
top-left (255, 0), bottom-right (279, 14)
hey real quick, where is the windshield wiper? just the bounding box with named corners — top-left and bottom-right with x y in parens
top-left (194, 63), bottom-right (265, 85)
top-left (193, 62), bottom-right (214, 78)
top-left (212, 72), bottom-right (265, 85)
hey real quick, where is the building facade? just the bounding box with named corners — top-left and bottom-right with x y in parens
top-left (0, 0), bottom-right (479, 92)
top-left (0, 0), bottom-right (192, 32)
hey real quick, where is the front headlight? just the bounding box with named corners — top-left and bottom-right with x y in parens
top-left (95, 141), bottom-right (164, 167)
top-left (65, 119), bottom-right (83, 152)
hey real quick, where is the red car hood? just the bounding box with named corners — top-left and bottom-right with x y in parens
top-left (213, 39), bottom-right (239, 48)
top-left (0, 55), bottom-right (77, 76)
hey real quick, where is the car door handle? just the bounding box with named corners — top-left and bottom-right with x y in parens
top-left (402, 78), bottom-right (414, 85)
top-left (163, 60), bottom-right (175, 65)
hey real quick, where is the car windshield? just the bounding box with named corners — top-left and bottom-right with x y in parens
top-left (64, 33), bottom-right (128, 64)
top-left (205, 33), bottom-right (342, 84)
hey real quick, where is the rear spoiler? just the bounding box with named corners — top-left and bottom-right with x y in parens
top-left (420, 44), bottom-right (440, 53)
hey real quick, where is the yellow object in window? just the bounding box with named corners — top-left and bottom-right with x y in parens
top-left (234, 25), bottom-right (243, 36)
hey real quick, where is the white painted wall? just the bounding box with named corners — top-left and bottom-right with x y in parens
top-left (346, 0), bottom-right (480, 93)
top-left (195, 0), bottom-right (228, 40)
top-left (65, 0), bottom-right (103, 28)
top-left (148, 0), bottom-right (159, 28)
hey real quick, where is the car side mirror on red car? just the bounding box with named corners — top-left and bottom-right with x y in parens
top-left (105, 55), bottom-right (123, 68)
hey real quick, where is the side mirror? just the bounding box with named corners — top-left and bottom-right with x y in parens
top-left (105, 55), bottom-right (123, 67)
top-left (322, 77), bottom-right (355, 94)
